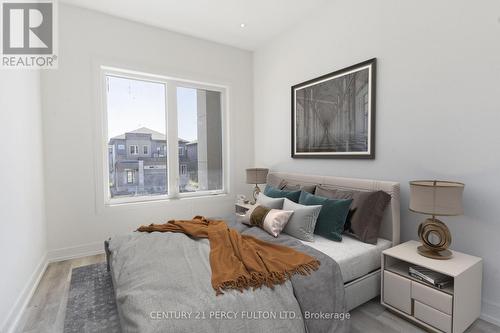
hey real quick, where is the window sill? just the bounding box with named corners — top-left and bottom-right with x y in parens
top-left (104, 192), bottom-right (228, 208)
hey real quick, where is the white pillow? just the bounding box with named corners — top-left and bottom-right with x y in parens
top-left (282, 198), bottom-right (322, 242)
top-left (256, 193), bottom-right (285, 209)
top-left (241, 205), bottom-right (293, 237)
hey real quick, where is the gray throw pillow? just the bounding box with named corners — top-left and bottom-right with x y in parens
top-left (282, 198), bottom-right (322, 242)
top-left (315, 186), bottom-right (391, 244)
top-left (256, 193), bottom-right (285, 209)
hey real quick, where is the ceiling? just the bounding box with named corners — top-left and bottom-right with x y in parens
top-left (59, 0), bottom-right (328, 50)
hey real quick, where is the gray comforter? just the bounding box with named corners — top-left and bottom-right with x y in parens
top-left (107, 219), bottom-right (349, 333)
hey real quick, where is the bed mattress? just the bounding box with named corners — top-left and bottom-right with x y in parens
top-left (300, 235), bottom-right (392, 283)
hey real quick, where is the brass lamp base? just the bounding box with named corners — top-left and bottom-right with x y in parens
top-left (417, 218), bottom-right (453, 260)
top-left (417, 246), bottom-right (452, 260)
top-left (252, 184), bottom-right (261, 203)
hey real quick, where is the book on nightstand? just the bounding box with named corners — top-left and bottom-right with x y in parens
top-left (409, 265), bottom-right (453, 289)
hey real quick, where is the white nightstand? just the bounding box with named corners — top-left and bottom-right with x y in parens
top-left (381, 240), bottom-right (482, 333)
top-left (235, 202), bottom-right (254, 216)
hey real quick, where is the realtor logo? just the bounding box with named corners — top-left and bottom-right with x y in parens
top-left (1, 0), bottom-right (58, 68)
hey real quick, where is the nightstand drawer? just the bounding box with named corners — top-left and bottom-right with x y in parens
top-left (412, 281), bottom-right (452, 315)
top-left (414, 300), bottom-right (452, 333)
top-left (383, 271), bottom-right (411, 314)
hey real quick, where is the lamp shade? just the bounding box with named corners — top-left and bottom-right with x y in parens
top-left (246, 168), bottom-right (269, 184)
top-left (409, 180), bottom-right (464, 216)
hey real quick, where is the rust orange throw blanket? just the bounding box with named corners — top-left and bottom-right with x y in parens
top-left (137, 216), bottom-right (320, 295)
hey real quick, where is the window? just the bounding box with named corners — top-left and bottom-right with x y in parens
top-left (102, 67), bottom-right (226, 203)
top-left (129, 145), bottom-right (139, 155)
top-left (126, 170), bottom-right (135, 184)
top-left (177, 87), bottom-right (223, 193)
top-left (180, 164), bottom-right (187, 175)
top-left (105, 74), bottom-right (167, 199)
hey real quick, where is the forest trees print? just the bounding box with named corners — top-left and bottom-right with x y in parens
top-left (292, 59), bottom-right (376, 159)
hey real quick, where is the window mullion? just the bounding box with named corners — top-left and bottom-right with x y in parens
top-left (166, 81), bottom-right (179, 197)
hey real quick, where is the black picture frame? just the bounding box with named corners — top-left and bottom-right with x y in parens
top-left (291, 58), bottom-right (376, 159)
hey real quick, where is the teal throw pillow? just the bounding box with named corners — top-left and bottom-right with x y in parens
top-left (264, 185), bottom-right (301, 203)
top-left (299, 191), bottom-right (353, 241)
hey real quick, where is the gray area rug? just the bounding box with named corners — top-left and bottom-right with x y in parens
top-left (64, 263), bottom-right (121, 333)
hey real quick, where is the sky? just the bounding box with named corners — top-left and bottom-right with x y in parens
top-left (106, 76), bottom-right (198, 141)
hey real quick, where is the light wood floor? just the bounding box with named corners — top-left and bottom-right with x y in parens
top-left (14, 254), bottom-right (106, 333)
top-left (14, 255), bottom-right (500, 333)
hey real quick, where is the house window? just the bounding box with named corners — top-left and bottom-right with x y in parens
top-left (126, 170), bottom-right (135, 184)
top-left (117, 144), bottom-right (125, 150)
top-left (180, 164), bottom-right (187, 175)
top-left (129, 145), bottom-right (139, 155)
top-left (102, 67), bottom-right (226, 203)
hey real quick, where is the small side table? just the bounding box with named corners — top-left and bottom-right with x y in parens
top-left (381, 240), bottom-right (482, 333)
top-left (235, 202), bottom-right (254, 216)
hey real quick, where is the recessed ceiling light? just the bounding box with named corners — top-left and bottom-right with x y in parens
top-left (240, 23), bottom-right (246, 28)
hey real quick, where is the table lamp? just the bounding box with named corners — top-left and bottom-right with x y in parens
top-left (246, 168), bottom-right (269, 203)
top-left (409, 180), bottom-right (464, 260)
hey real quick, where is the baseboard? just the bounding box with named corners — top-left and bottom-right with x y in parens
top-left (47, 241), bottom-right (104, 262)
top-left (481, 299), bottom-right (500, 327)
top-left (1, 254), bottom-right (48, 333)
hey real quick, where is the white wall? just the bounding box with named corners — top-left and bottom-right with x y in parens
top-left (41, 4), bottom-right (254, 259)
top-left (0, 71), bottom-right (47, 332)
top-left (254, 0), bottom-right (500, 324)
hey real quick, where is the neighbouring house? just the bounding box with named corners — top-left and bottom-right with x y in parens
top-left (108, 127), bottom-right (198, 196)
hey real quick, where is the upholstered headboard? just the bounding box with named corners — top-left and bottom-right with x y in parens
top-left (267, 172), bottom-right (401, 245)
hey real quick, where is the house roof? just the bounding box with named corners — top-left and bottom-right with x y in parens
top-left (110, 127), bottom-right (193, 143)
top-left (111, 127), bottom-right (166, 141)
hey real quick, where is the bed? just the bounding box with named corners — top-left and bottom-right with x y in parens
top-left (267, 172), bottom-right (401, 311)
top-left (106, 172), bottom-right (400, 332)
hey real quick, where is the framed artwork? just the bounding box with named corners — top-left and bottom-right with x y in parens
top-left (291, 58), bottom-right (376, 159)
